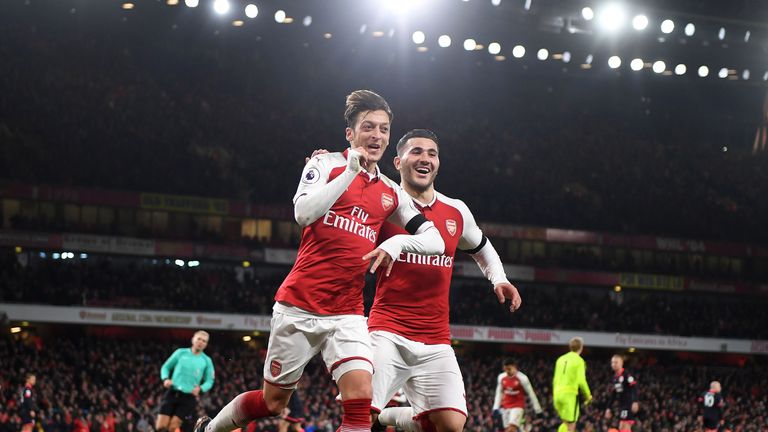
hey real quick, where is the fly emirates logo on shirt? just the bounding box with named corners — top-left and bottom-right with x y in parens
top-left (322, 206), bottom-right (378, 243)
top-left (397, 251), bottom-right (454, 268)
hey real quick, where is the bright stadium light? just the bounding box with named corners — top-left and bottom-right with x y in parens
top-left (652, 61), bottom-right (666, 73)
top-left (597, 4), bottom-right (626, 32)
top-left (674, 64), bottom-right (686, 75)
top-left (608, 55), bottom-right (621, 69)
top-left (302, 16), bottom-right (312, 26)
top-left (660, 19), bottom-right (674, 34)
top-left (718, 67), bottom-right (728, 78)
top-left (632, 14), bottom-right (648, 30)
top-left (274, 10), bottom-right (286, 23)
top-left (562, 51), bottom-right (571, 63)
top-left (630, 58), bottom-right (643, 71)
top-left (492, 0), bottom-right (501, 5)
top-left (684, 23), bottom-right (695, 36)
top-left (438, 35), bottom-right (451, 47)
top-left (745, 30), bottom-right (751, 42)
top-left (763, 71), bottom-right (768, 81)
top-left (244, 4), bottom-right (258, 18)
top-left (184, 0), bottom-right (198, 7)
top-left (412, 31), bottom-right (425, 44)
top-left (213, 0), bottom-right (229, 15)
top-left (537, 48), bottom-right (549, 60)
top-left (718, 27), bottom-right (726, 40)
top-left (383, 0), bottom-right (425, 15)
top-left (488, 42), bottom-right (501, 55)
top-left (463, 39), bottom-right (477, 51)
top-left (698, 66), bottom-right (709, 77)
top-left (743, 69), bottom-right (750, 80)
top-left (581, 7), bottom-right (594, 21)
top-left (586, 54), bottom-right (593, 64)
top-left (175, 259), bottom-right (185, 267)
top-left (512, 45), bottom-right (525, 58)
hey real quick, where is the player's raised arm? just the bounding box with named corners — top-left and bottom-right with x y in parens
top-left (293, 149), bottom-right (367, 227)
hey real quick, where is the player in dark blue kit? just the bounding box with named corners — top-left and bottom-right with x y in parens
top-left (20, 373), bottom-right (38, 432)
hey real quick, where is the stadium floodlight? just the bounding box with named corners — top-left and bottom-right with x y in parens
top-left (674, 64), bottom-right (686, 75)
top-left (512, 45), bottom-right (525, 58)
top-left (608, 56), bottom-right (621, 69)
top-left (581, 7), bottom-right (594, 21)
top-left (630, 58), bottom-right (643, 71)
top-left (763, 71), bottom-right (768, 81)
top-left (274, 10), bottom-right (286, 23)
top-left (562, 51), bottom-right (571, 63)
top-left (632, 15), bottom-right (648, 31)
top-left (718, 68), bottom-right (728, 78)
top-left (660, 19), bottom-right (674, 34)
top-left (597, 4), bottom-right (626, 32)
top-left (412, 31), bottom-right (425, 44)
top-left (175, 259), bottom-right (185, 267)
top-left (745, 30), bottom-right (751, 42)
top-left (684, 23), bottom-right (695, 36)
top-left (652, 61), bottom-right (665, 73)
top-left (585, 54), bottom-right (593, 64)
top-left (742, 69), bottom-right (750, 80)
top-left (492, 0), bottom-right (501, 5)
top-left (213, 0), bottom-right (229, 15)
top-left (184, 0), bottom-right (198, 7)
top-left (537, 48), bottom-right (549, 60)
top-left (303, 16), bottom-right (312, 26)
top-left (438, 35), bottom-right (451, 47)
top-left (718, 27), bottom-right (725, 40)
top-left (382, 0), bottom-right (424, 15)
top-left (244, 4), bottom-right (258, 18)
top-left (463, 39), bottom-right (477, 51)
top-left (698, 66), bottom-right (709, 77)
top-left (488, 42), bottom-right (501, 55)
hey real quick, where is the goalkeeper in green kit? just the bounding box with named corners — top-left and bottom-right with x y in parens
top-left (552, 337), bottom-right (592, 432)
top-left (157, 330), bottom-right (215, 432)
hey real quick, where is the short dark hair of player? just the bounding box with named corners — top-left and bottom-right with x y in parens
top-left (502, 358), bottom-right (517, 367)
top-left (396, 129), bottom-right (440, 157)
top-left (344, 90), bottom-right (393, 129)
top-left (569, 337), bottom-right (584, 352)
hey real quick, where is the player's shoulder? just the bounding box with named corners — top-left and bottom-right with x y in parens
top-left (435, 191), bottom-right (469, 211)
top-left (497, 372), bottom-right (506, 380)
top-left (379, 172), bottom-right (401, 190)
top-left (516, 371), bottom-right (529, 380)
top-left (312, 151), bottom-right (347, 167)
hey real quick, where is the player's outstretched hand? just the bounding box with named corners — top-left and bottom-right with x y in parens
top-left (363, 248), bottom-right (395, 276)
top-left (163, 379), bottom-right (173, 388)
top-left (304, 149), bottom-right (329, 164)
top-left (583, 396), bottom-right (593, 407)
top-left (494, 282), bottom-right (522, 312)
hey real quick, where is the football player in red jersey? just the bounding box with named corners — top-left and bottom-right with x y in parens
top-left (195, 92), bottom-right (445, 432)
top-left (366, 129), bottom-right (522, 432)
top-left (493, 358), bottom-right (543, 432)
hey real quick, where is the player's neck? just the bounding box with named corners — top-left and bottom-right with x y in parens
top-left (403, 183), bottom-right (435, 205)
top-left (362, 161), bottom-right (378, 175)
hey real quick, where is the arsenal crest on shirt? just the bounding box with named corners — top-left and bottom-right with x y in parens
top-left (381, 193), bottom-right (394, 211)
top-left (446, 219), bottom-right (457, 236)
top-left (270, 360), bottom-right (282, 377)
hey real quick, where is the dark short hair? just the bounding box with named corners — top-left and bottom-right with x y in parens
top-left (503, 358), bottom-right (517, 367)
top-left (344, 90), bottom-right (393, 129)
top-left (396, 129), bottom-right (439, 156)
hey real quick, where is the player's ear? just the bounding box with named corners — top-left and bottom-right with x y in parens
top-left (345, 127), bottom-right (354, 144)
top-left (393, 155), bottom-right (401, 170)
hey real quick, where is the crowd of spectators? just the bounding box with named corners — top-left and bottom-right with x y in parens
top-left (3, 252), bottom-right (767, 339)
top-left (1, 0), bottom-right (768, 244)
top-left (1, 333), bottom-right (766, 432)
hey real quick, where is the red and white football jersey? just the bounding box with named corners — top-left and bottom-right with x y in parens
top-left (493, 371), bottom-right (541, 412)
top-left (275, 150), bottom-right (420, 316)
top-left (367, 191), bottom-right (483, 344)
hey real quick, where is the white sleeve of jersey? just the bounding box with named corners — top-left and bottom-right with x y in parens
top-left (293, 151), bottom-right (359, 227)
top-left (377, 184), bottom-right (444, 260)
top-left (518, 372), bottom-right (542, 413)
top-left (386, 184), bottom-right (423, 228)
top-left (493, 372), bottom-right (505, 411)
top-left (453, 199), bottom-right (510, 286)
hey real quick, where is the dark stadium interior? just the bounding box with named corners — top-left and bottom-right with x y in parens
top-left (2, 0), bottom-right (768, 430)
